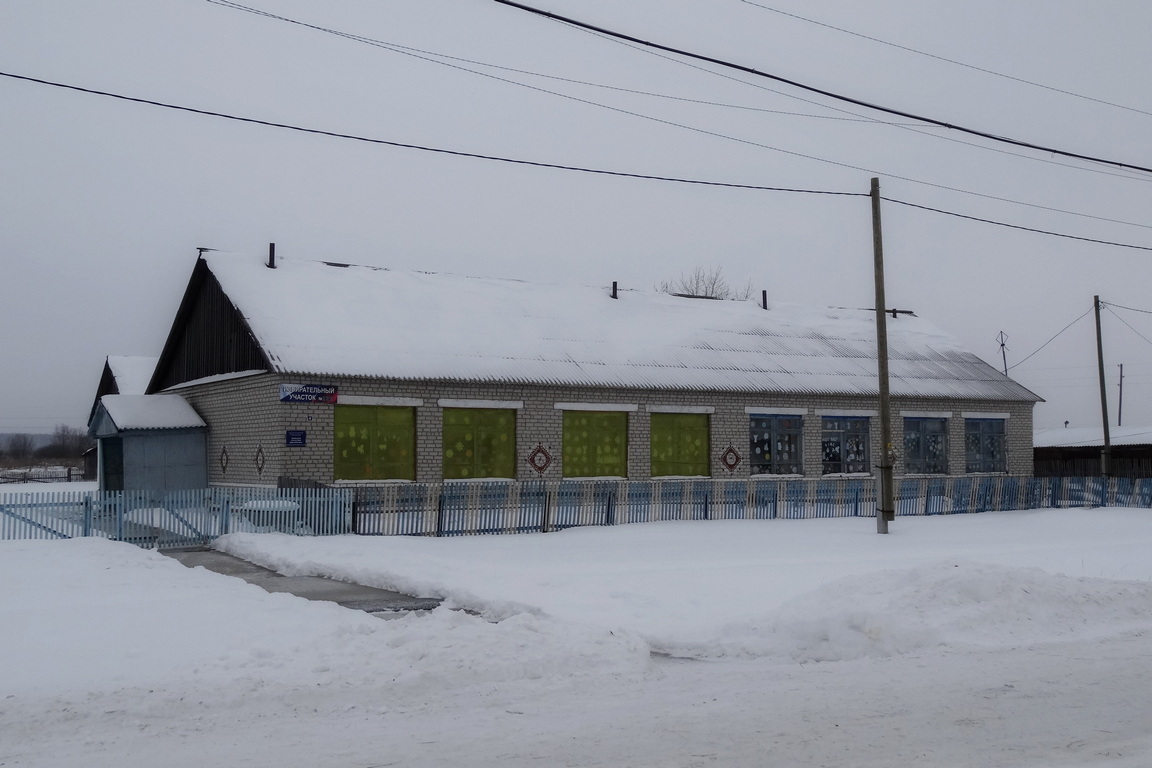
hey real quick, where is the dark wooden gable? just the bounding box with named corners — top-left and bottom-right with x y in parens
top-left (148, 257), bottom-right (270, 392)
top-left (87, 359), bottom-right (120, 428)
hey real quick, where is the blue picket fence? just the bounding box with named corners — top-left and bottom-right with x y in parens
top-left (4, 476), bottom-right (1152, 548)
top-left (351, 475), bottom-right (1152, 537)
top-left (0, 487), bottom-right (353, 549)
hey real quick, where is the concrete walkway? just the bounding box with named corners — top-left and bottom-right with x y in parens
top-left (164, 548), bottom-right (442, 615)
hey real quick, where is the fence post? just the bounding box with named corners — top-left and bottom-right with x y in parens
top-left (435, 491), bottom-right (445, 538)
top-left (115, 493), bottom-right (124, 542)
top-left (83, 494), bottom-right (93, 538)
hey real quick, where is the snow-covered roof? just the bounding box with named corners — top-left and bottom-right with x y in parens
top-left (1034, 425), bottom-right (1152, 448)
top-left (106, 356), bottom-right (158, 395)
top-left (99, 395), bottom-right (206, 431)
top-left (201, 253), bottom-right (1040, 402)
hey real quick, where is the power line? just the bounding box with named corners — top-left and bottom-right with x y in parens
top-left (1105, 306), bottom-right (1152, 348)
top-left (736, 0), bottom-right (1152, 119)
top-left (490, 0), bottom-right (1152, 175)
top-left (1104, 301), bottom-right (1152, 316)
top-left (1007, 306), bottom-right (1095, 371)
top-left (0, 70), bottom-right (860, 196)
top-left (202, 2), bottom-right (1152, 231)
top-left (5, 69), bottom-right (1151, 253)
top-left (205, 0), bottom-right (917, 126)
top-left (880, 198), bottom-right (1152, 252)
top-left (207, 0), bottom-right (1152, 188)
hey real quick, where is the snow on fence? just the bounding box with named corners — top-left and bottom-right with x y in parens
top-left (4, 477), bottom-right (1152, 548)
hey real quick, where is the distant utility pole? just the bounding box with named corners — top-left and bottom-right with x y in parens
top-left (1094, 296), bottom-right (1112, 476)
top-left (871, 178), bottom-right (894, 535)
top-left (997, 331), bottom-right (1009, 376)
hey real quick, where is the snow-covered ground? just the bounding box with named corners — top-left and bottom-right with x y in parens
top-left (4, 509), bottom-right (1152, 767)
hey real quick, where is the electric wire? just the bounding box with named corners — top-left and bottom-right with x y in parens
top-left (1105, 306), bottom-right (1152, 349)
top-left (880, 198), bottom-right (1152, 252)
top-left (0, 70), bottom-right (860, 197)
top-left (208, 0), bottom-right (1152, 190)
top-left (566, 9), bottom-right (1152, 186)
top-left (1007, 307), bottom-right (1095, 371)
top-left (203, 2), bottom-right (1152, 230)
top-left (736, 0), bottom-right (1152, 119)
top-left (204, 0), bottom-right (916, 125)
top-left (1103, 302), bottom-right (1152, 316)
top-left (4, 69), bottom-right (1151, 253)
top-left (490, 0), bottom-right (1152, 175)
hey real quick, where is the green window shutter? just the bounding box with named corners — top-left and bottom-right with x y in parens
top-left (650, 412), bottom-right (709, 477)
top-left (563, 411), bottom-right (628, 477)
top-left (334, 405), bottom-right (415, 481)
top-left (443, 408), bottom-right (516, 479)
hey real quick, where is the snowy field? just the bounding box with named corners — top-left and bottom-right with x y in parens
top-left (4, 509), bottom-right (1152, 767)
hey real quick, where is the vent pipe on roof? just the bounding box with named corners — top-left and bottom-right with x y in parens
top-left (611, 281), bottom-right (618, 299)
top-left (761, 290), bottom-right (768, 310)
top-left (267, 242), bottom-right (276, 269)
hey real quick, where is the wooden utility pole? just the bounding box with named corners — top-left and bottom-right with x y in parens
top-left (871, 178), bottom-right (894, 534)
top-left (1094, 296), bottom-right (1112, 476)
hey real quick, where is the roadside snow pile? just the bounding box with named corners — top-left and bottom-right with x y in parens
top-left (669, 560), bottom-right (1152, 662)
top-left (0, 538), bottom-right (648, 702)
top-left (215, 509), bottom-right (1152, 656)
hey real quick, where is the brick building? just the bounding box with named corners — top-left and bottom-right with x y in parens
top-left (115, 250), bottom-right (1039, 488)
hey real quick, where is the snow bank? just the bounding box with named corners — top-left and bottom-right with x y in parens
top-left (672, 560), bottom-right (1152, 661)
top-left (216, 508), bottom-right (1152, 658)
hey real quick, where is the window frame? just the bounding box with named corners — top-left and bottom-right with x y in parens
top-left (442, 407), bottom-right (517, 480)
top-left (649, 411), bottom-right (710, 477)
top-left (562, 410), bottom-right (629, 478)
top-left (333, 404), bottom-right (417, 481)
top-left (820, 416), bottom-right (871, 475)
top-left (748, 413), bottom-right (804, 476)
top-left (964, 418), bottom-right (1007, 474)
top-left (903, 417), bottom-right (949, 475)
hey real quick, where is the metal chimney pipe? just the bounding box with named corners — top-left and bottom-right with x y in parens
top-left (267, 242), bottom-right (276, 269)
top-left (611, 281), bottom-right (618, 299)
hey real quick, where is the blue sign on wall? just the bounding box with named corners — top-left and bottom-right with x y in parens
top-left (285, 430), bottom-right (307, 447)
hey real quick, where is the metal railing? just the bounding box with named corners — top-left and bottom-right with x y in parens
top-left (1, 487), bottom-right (353, 549)
top-left (4, 476), bottom-right (1151, 548)
top-left (350, 475), bottom-right (1152, 538)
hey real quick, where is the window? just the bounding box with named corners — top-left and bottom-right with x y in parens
top-left (749, 414), bottom-right (803, 475)
top-left (101, 437), bottom-right (124, 491)
top-left (442, 408), bottom-right (516, 479)
top-left (904, 418), bottom-right (948, 474)
top-left (650, 412), bottom-right (709, 477)
top-left (563, 410), bottom-right (627, 477)
top-left (821, 417), bottom-right (870, 474)
top-left (334, 405), bottom-right (415, 480)
top-left (965, 418), bottom-right (1006, 473)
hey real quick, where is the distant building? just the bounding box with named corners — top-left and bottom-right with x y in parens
top-left (1034, 426), bottom-right (1152, 478)
top-left (91, 250), bottom-right (1039, 489)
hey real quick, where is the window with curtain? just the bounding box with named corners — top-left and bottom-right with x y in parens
top-left (563, 410), bottom-right (628, 477)
top-left (650, 412), bottom-right (710, 477)
top-left (442, 408), bottom-right (516, 479)
top-left (334, 405), bottom-right (416, 481)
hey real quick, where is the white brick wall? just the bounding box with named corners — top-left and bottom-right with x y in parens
top-left (177, 373), bottom-right (1036, 486)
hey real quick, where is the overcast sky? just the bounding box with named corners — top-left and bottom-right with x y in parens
top-left (2, 0), bottom-right (1151, 434)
